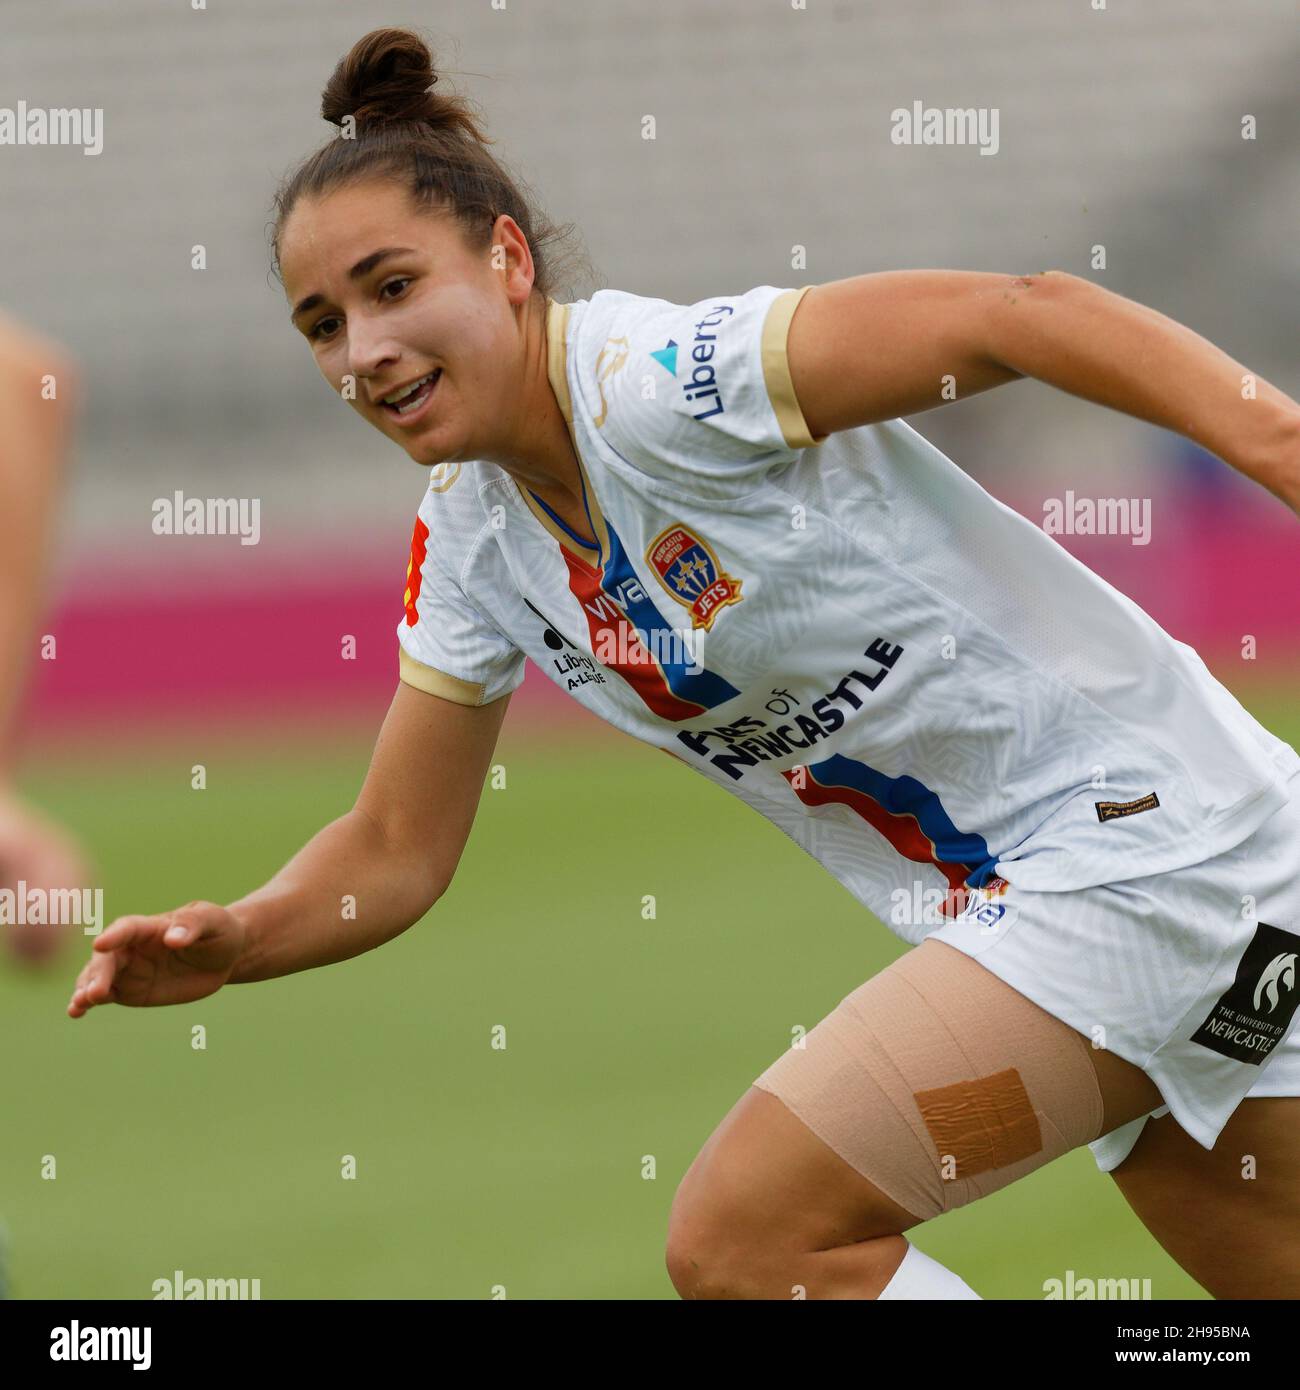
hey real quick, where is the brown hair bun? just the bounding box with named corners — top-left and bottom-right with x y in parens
top-left (273, 26), bottom-right (592, 303)
top-left (322, 27), bottom-right (458, 132)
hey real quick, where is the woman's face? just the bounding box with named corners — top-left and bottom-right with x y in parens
top-left (279, 178), bottom-right (530, 467)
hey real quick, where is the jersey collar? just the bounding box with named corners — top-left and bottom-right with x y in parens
top-left (509, 298), bottom-right (611, 570)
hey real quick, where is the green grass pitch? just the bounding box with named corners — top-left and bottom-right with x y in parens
top-left (3, 687), bottom-right (1296, 1298)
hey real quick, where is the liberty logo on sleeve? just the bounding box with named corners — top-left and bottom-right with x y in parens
top-left (650, 303), bottom-right (736, 422)
top-left (646, 525), bottom-right (743, 631)
top-left (1190, 921), bottom-right (1300, 1065)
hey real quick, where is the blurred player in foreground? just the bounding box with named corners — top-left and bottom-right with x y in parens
top-left (0, 313), bottom-right (88, 1301)
top-left (70, 29), bottom-right (1300, 1299)
top-left (0, 312), bottom-right (87, 967)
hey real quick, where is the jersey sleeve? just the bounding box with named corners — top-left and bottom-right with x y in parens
top-left (396, 507), bottom-right (528, 707)
top-left (593, 283), bottom-right (828, 488)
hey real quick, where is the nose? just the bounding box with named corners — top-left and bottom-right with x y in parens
top-left (346, 310), bottom-right (402, 386)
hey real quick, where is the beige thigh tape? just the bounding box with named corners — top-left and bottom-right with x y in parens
top-left (752, 938), bottom-right (1106, 1222)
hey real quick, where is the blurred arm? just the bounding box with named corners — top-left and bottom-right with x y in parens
top-left (0, 315), bottom-right (78, 778)
top-left (227, 680), bottom-right (510, 982)
top-left (786, 270), bottom-right (1300, 511)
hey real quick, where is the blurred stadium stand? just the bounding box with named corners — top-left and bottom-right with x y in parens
top-left (1, 0), bottom-right (1295, 733)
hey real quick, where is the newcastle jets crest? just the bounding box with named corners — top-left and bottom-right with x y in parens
top-left (645, 524), bottom-right (743, 631)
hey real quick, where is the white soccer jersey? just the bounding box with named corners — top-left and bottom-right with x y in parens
top-left (397, 284), bottom-right (1299, 944)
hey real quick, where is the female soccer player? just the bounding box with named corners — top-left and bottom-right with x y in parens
top-left (68, 29), bottom-right (1300, 1299)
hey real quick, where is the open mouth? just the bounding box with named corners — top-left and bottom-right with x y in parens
top-left (380, 369), bottom-right (442, 421)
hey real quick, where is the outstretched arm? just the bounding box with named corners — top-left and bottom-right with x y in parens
top-left (786, 270), bottom-right (1300, 513)
top-left (68, 680), bottom-right (510, 1013)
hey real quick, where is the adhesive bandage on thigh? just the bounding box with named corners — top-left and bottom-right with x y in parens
top-left (752, 938), bottom-right (1106, 1222)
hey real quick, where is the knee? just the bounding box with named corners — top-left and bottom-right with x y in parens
top-left (665, 1177), bottom-right (789, 1300)
top-left (664, 1228), bottom-right (793, 1301)
top-left (670, 1162), bottom-right (823, 1301)
top-left (664, 1100), bottom-right (921, 1298)
top-left (665, 1172), bottom-right (906, 1301)
top-left (665, 1188), bottom-right (912, 1300)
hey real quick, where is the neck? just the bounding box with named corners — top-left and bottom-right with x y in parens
top-left (485, 293), bottom-right (584, 507)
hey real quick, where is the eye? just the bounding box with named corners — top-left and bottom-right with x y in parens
top-left (380, 276), bottom-right (412, 301)
top-left (309, 315), bottom-right (342, 342)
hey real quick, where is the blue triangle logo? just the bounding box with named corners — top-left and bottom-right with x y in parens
top-left (650, 339), bottom-right (678, 376)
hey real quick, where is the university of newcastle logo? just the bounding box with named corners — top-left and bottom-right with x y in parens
top-left (1190, 921), bottom-right (1300, 1065)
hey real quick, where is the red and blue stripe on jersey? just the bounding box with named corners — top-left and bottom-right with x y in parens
top-left (558, 516), bottom-right (740, 719)
top-left (783, 753), bottom-right (1000, 893)
top-left (541, 504), bottom-right (995, 896)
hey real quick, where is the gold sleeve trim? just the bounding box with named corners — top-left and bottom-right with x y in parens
top-left (398, 645), bottom-right (487, 706)
top-left (761, 285), bottom-right (827, 450)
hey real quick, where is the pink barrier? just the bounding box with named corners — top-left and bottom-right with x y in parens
top-left (17, 503), bottom-right (1296, 739)
top-left (1017, 491), bottom-right (1297, 668)
top-left (17, 552), bottom-right (583, 739)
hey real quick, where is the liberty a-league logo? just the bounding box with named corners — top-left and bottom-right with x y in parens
top-left (1190, 921), bottom-right (1300, 1065)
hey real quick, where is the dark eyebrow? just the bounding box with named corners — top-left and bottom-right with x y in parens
top-left (290, 247), bottom-right (418, 322)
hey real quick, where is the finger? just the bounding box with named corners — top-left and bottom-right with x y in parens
top-left (70, 948), bottom-right (120, 1014)
top-left (68, 959), bottom-right (95, 1015)
top-left (160, 902), bottom-right (225, 950)
top-left (93, 914), bottom-right (170, 953)
top-left (68, 968), bottom-right (98, 1016)
top-left (68, 984), bottom-right (98, 1017)
top-left (83, 949), bottom-right (119, 1002)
